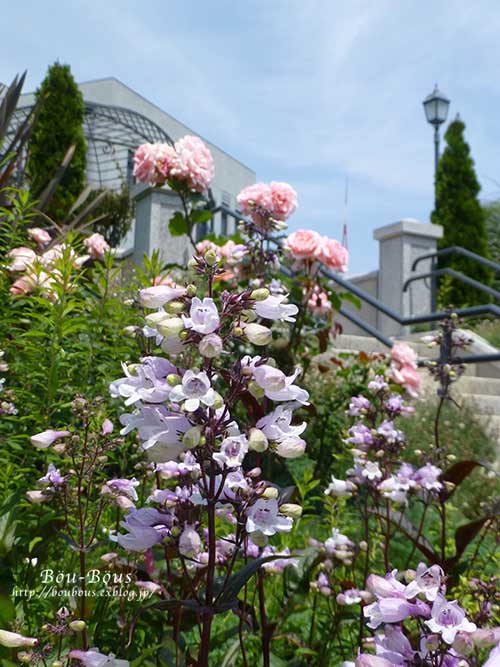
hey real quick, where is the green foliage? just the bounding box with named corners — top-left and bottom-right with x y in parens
top-left (483, 199), bottom-right (500, 291)
top-left (91, 184), bottom-right (134, 247)
top-left (26, 62), bottom-right (87, 221)
top-left (431, 117), bottom-right (492, 306)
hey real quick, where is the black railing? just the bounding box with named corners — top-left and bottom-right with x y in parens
top-left (210, 206), bottom-right (500, 365)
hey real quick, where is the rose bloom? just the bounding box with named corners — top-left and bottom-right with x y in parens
top-left (169, 135), bottom-right (215, 192)
top-left (7, 247), bottom-right (36, 271)
top-left (319, 237), bottom-right (348, 273)
top-left (237, 183), bottom-right (273, 226)
top-left (270, 181), bottom-right (297, 221)
top-left (27, 227), bottom-right (51, 246)
top-left (285, 229), bottom-right (322, 260)
top-left (133, 142), bottom-right (176, 185)
top-left (391, 342), bottom-right (418, 367)
top-left (84, 233), bottom-right (110, 260)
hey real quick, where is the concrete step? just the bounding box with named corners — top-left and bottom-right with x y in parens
top-left (476, 415), bottom-right (500, 444)
top-left (459, 394), bottom-right (500, 416)
top-left (455, 376), bottom-right (500, 396)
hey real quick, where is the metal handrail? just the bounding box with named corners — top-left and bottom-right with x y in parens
top-left (209, 205), bottom-right (500, 362)
top-left (411, 245), bottom-right (500, 273)
top-left (403, 267), bottom-right (500, 301)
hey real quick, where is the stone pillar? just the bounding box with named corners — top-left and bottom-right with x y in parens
top-left (132, 183), bottom-right (191, 267)
top-left (373, 219), bottom-right (443, 337)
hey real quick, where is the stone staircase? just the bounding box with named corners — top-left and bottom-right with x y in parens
top-left (321, 331), bottom-right (500, 445)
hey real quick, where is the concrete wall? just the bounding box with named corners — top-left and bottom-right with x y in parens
top-left (334, 219), bottom-right (443, 338)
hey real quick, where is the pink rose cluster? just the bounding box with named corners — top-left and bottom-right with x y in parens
top-left (236, 181), bottom-right (297, 229)
top-left (133, 135), bottom-right (215, 193)
top-left (389, 342), bottom-right (421, 398)
top-left (285, 229), bottom-right (348, 273)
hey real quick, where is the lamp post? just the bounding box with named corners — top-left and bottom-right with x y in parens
top-left (423, 85), bottom-right (450, 183)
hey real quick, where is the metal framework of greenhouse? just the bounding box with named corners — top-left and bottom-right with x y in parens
top-left (6, 101), bottom-right (173, 190)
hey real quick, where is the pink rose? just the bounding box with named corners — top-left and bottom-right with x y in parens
top-left (7, 247), bottom-right (36, 271)
top-left (270, 181), bottom-right (298, 221)
top-left (285, 229), bottom-right (322, 260)
top-left (170, 135), bottom-right (214, 192)
top-left (391, 342), bottom-right (418, 367)
top-left (133, 142), bottom-right (176, 185)
top-left (390, 363), bottom-right (421, 398)
top-left (237, 183), bottom-right (273, 226)
top-left (319, 237), bottom-right (349, 273)
top-left (83, 233), bottom-right (110, 260)
top-left (27, 227), bottom-right (51, 247)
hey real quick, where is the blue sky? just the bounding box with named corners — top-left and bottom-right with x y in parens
top-left (2, 1), bottom-right (500, 274)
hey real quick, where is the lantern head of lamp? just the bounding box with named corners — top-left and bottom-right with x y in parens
top-left (423, 85), bottom-right (450, 127)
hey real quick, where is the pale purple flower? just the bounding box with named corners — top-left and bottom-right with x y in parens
top-left (425, 594), bottom-right (477, 644)
top-left (135, 581), bottom-right (162, 595)
top-left (347, 423), bottom-right (373, 447)
top-left (338, 588), bottom-right (362, 605)
top-left (413, 464), bottom-right (443, 492)
top-left (367, 571), bottom-right (406, 599)
top-left (360, 460), bottom-right (383, 482)
top-left (356, 654), bottom-right (394, 667)
top-left (101, 418), bottom-right (114, 435)
top-left (139, 285), bottom-right (186, 309)
top-left (245, 498), bottom-right (293, 536)
top-left (317, 572), bottom-right (332, 596)
top-left (364, 597), bottom-right (429, 629)
top-left (261, 546), bottom-right (298, 573)
top-left (253, 365), bottom-right (286, 392)
top-left (254, 294), bottom-right (298, 322)
top-left (69, 649), bottom-right (129, 666)
top-left (38, 464), bottom-right (65, 487)
top-left (347, 395), bottom-right (371, 416)
top-left (183, 297), bottom-right (219, 334)
top-left (119, 405), bottom-right (190, 454)
top-left (213, 435), bottom-right (248, 468)
top-left (259, 367), bottom-right (309, 404)
top-left (375, 625), bottom-right (415, 665)
top-left (110, 358), bottom-right (174, 406)
top-left (102, 478), bottom-right (140, 502)
top-left (154, 461), bottom-right (181, 479)
top-left (368, 376), bottom-right (388, 394)
top-left (484, 643), bottom-right (500, 667)
top-left (405, 563), bottom-right (444, 601)
top-left (325, 528), bottom-right (354, 558)
top-left (377, 420), bottom-right (403, 444)
top-left (115, 508), bottom-right (173, 552)
top-left (169, 370), bottom-right (217, 412)
top-left (256, 405), bottom-right (306, 441)
top-left (385, 395), bottom-right (415, 417)
top-left (30, 429), bottom-right (71, 449)
top-left (324, 475), bottom-right (356, 497)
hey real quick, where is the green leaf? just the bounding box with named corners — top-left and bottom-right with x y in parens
top-left (190, 209), bottom-right (213, 225)
top-left (168, 212), bottom-right (188, 236)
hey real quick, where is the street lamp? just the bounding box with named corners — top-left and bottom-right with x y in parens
top-left (423, 85), bottom-right (450, 179)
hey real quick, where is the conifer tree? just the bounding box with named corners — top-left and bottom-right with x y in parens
top-left (27, 62), bottom-right (86, 221)
top-left (431, 116), bottom-right (491, 307)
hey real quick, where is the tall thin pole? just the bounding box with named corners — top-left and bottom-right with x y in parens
top-left (433, 124), bottom-right (440, 203)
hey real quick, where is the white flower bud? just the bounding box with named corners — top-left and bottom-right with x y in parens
top-left (261, 486), bottom-right (279, 500)
top-left (248, 428), bottom-right (268, 452)
top-left (279, 503), bottom-right (302, 519)
top-left (69, 620), bottom-right (86, 632)
top-left (204, 249), bottom-right (218, 266)
top-left (248, 381), bottom-right (265, 400)
top-left (167, 373), bottom-right (181, 386)
top-left (243, 322), bottom-right (272, 346)
top-left (164, 300), bottom-right (185, 315)
top-left (274, 435), bottom-right (306, 459)
top-left (156, 316), bottom-right (184, 338)
top-left (198, 334), bottom-right (223, 358)
top-left (179, 524), bottom-right (202, 558)
top-left (183, 426), bottom-right (203, 449)
top-left (250, 288), bottom-right (270, 301)
top-left (186, 284), bottom-right (197, 297)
